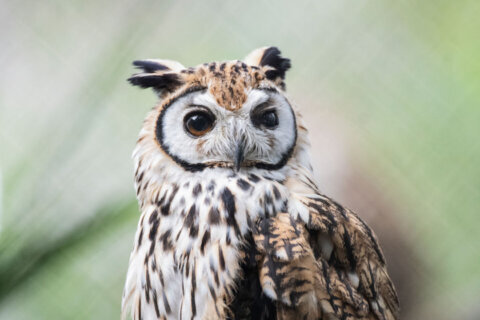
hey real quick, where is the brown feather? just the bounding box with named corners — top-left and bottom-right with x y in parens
top-left (252, 195), bottom-right (399, 320)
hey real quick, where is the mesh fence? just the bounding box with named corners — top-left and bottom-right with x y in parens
top-left (1, 1), bottom-right (479, 319)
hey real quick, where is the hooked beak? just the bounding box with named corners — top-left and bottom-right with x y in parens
top-left (234, 140), bottom-right (245, 172)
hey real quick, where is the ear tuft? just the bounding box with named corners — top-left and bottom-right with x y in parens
top-left (133, 59), bottom-right (185, 73)
top-left (259, 47), bottom-right (291, 80)
top-left (244, 46), bottom-right (291, 82)
top-left (133, 60), bottom-right (170, 73)
top-left (128, 59), bottom-right (185, 97)
top-left (128, 73), bottom-right (183, 91)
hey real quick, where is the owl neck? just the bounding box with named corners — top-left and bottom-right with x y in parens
top-left (136, 156), bottom-right (290, 212)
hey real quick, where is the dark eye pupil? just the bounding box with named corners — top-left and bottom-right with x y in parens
top-left (189, 115), bottom-right (209, 131)
top-left (262, 111), bottom-right (278, 128)
top-left (184, 111), bottom-right (214, 137)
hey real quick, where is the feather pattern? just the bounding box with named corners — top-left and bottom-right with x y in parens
top-left (122, 47), bottom-right (399, 320)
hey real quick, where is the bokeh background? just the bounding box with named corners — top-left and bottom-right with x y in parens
top-left (1, 1), bottom-right (479, 319)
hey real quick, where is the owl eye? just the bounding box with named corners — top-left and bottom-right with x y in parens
top-left (260, 110), bottom-right (279, 128)
top-left (184, 110), bottom-right (215, 137)
top-left (251, 101), bottom-right (279, 129)
top-left (252, 108), bottom-right (279, 129)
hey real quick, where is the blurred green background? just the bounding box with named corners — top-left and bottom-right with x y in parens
top-left (1, 1), bottom-right (479, 319)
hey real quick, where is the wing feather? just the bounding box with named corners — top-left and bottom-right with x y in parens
top-left (253, 193), bottom-right (400, 320)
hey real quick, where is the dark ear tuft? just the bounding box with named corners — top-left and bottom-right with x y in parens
top-left (133, 60), bottom-right (170, 73)
top-left (128, 73), bottom-right (184, 96)
top-left (259, 47), bottom-right (291, 81)
top-left (128, 59), bottom-right (186, 97)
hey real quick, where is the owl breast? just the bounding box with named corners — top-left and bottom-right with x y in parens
top-left (123, 168), bottom-right (290, 320)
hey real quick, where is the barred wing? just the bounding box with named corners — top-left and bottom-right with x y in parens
top-left (252, 194), bottom-right (399, 320)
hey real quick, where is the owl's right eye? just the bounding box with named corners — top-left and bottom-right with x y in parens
top-left (184, 110), bottom-right (215, 137)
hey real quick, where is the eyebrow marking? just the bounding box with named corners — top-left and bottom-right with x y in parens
top-left (252, 98), bottom-right (275, 113)
top-left (257, 86), bottom-right (279, 94)
top-left (186, 104), bottom-right (210, 110)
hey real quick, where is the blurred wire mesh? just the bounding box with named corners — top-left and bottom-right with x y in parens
top-left (1, 0), bottom-right (479, 319)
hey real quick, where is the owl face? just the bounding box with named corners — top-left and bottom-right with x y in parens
top-left (130, 47), bottom-right (298, 174)
top-left (157, 85), bottom-right (296, 172)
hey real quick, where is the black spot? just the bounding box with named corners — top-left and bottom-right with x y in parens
top-left (163, 293), bottom-right (172, 314)
top-left (246, 214), bottom-right (253, 229)
top-left (237, 179), bottom-right (251, 191)
top-left (208, 207), bottom-right (220, 225)
top-left (191, 279), bottom-right (197, 320)
top-left (213, 268), bottom-right (219, 286)
top-left (264, 192), bottom-right (273, 207)
top-left (189, 224), bottom-right (199, 238)
top-left (248, 174), bottom-right (260, 183)
top-left (221, 188), bottom-right (240, 235)
top-left (192, 183), bottom-right (202, 196)
top-left (160, 230), bottom-right (173, 251)
top-left (241, 62), bottom-right (248, 72)
top-left (149, 212), bottom-right (159, 241)
top-left (184, 205), bottom-right (198, 237)
top-left (137, 227), bottom-right (144, 248)
top-left (209, 284), bottom-right (217, 300)
top-left (153, 291), bottom-right (160, 317)
top-left (218, 246), bottom-right (225, 271)
top-left (159, 269), bottom-right (165, 287)
top-left (136, 171), bottom-right (144, 183)
top-left (145, 271), bottom-right (151, 302)
top-left (151, 257), bottom-right (157, 271)
top-left (200, 230), bottom-right (210, 254)
top-left (148, 240), bottom-right (156, 256)
top-left (149, 210), bottom-right (158, 224)
top-left (157, 193), bottom-right (167, 206)
top-left (137, 296), bottom-right (142, 319)
top-left (136, 184), bottom-right (141, 196)
top-left (272, 186), bottom-right (281, 199)
top-left (160, 185), bottom-right (179, 216)
top-left (226, 231), bottom-right (231, 246)
top-left (149, 221), bottom-right (159, 241)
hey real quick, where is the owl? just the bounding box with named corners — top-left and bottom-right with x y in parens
top-left (122, 47), bottom-right (399, 320)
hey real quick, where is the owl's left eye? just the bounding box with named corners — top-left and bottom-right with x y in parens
top-left (184, 110), bottom-right (215, 137)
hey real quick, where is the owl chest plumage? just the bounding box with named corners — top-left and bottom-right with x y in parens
top-left (123, 168), bottom-right (290, 320)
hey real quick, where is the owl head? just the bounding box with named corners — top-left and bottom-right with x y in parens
top-left (129, 47), bottom-right (309, 177)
